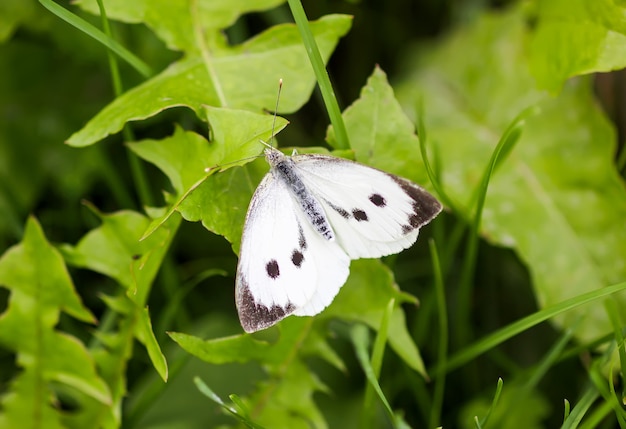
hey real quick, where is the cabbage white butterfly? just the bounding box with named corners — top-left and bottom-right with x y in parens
top-left (235, 144), bottom-right (442, 333)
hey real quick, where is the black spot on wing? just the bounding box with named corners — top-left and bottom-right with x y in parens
top-left (292, 250), bottom-right (304, 267)
top-left (369, 193), bottom-right (386, 207)
top-left (236, 277), bottom-right (296, 333)
top-left (353, 209), bottom-right (368, 221)
top-left (266, 260), bottom-right (280, 279)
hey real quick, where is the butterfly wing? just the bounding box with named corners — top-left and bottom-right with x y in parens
top-left (236, 171), bottom-right (350, 333)
top-left (293, 154), bottom-right (442, 259)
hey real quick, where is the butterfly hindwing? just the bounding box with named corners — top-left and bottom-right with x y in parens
top-left (292, 154), bottom-right (442, 259)
top-left (235, 172), bottom-right (350, 333)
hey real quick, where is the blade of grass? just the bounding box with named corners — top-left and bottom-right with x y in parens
top-left (435, 281), bottom-right (626, 375)
top-left (604, 298), bottom-right (626, 403)
top-left (522, 317), bottom-right (580, 393)
top-left (562, 386), bottom-right (598, 429)
top-left (38, 0), bottom-right (152, 78)
top-left (351, 323), bottom-right (398, 428)
top-left (416, 100), bottom-right (457, 213)
top-left (194, 377), bottom-right (267, 429)
top-left (360, 298), bottom-right (394, 427)
top-left (454, 107), bottom-right (531, 348)
top-left (286, 0), bottom-right (349, 150)
top-left (429, 239), bottom-right (448, 429)
top-left (475, 378), bottom-right (503, 429)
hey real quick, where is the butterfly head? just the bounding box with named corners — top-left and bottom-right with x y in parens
top-left (264, 146), bottom-right (286, 167)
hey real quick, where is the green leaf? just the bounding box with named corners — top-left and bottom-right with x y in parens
top-left (530, 0), bottom-right (626, 91)
top-left (0, 217), bottom-right (111, 427)
top-left (169, 331), bottom-right (275, 364)
top-left (60, 207), bottom-right (178, 307)
top-left (76, 0), bottom-right (286, 50)
top-left (67, 14), bottom-right (352, 147)
top-left (60, 208), bottom-right (175, 385)
top-left (327, 66), bottom-right (432, 186)
top-left (0, 0), bottom-right (36, 42)
top-left (323, 259), bottom-right (426, 376)
top-left (0, 216), bottom-right (95, 324)
top-left (397, 6), bottom-right (626, 345)
top-left (127, 109), bottom-right (288, 239)
top-left (136, 307), bottom-right (168, 381)
top-left (171, 318), bottom-right (330, 428)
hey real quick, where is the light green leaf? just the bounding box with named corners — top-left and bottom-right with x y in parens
top-left (0, 372), bottom-right (65, 429)
top-left (59, 209), bottom-right (175, 385)
top-left (327, 65), bottom-right (432, 186)
top-left (169, 331), bottom-right (274, 364)
top-left (0, 216), bottom-right (95, 324)
top-left (530, 0), bottom-right (626, 91)
top-left (0, 0), bottom-right (36, 41)
top-left (127, 109), bottom-right (288, 239)
top-left (0, 217), bottom-right (111, 425)
top-left (76, 0), bottom-right (286, 51)
top-left (67, 14), bottom-right (351, 147)
top-left (323, 259), bottom-right (426, 376)
top-left (251, 358), bottom-right (328, 429)
top-left (397, 7), bottom-right (626, 343)
top-left (60, 208), bottom-right (178, 307)
top-left (136, 307), bottom-right (168, 381)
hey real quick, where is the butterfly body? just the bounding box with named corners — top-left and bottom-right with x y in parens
top-left (236, 147), bottom-right (442, 333)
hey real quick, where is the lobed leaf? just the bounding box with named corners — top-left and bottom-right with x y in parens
top-left (66, 14), bottom-right (352, 147)
top-left (530, 0), bottom-right (626, 91)
top-left (0, 217), bottom-right (110, 426)
top-left (397, 6), bottom-right (626, 345)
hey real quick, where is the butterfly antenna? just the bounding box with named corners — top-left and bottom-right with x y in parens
top-left (268, 78), bottom-right (283, 149)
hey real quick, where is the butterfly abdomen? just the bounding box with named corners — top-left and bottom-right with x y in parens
top-left (267, 149), bottom-right (335, 241)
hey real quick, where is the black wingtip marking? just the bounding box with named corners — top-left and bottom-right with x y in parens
top-left (388, 175), bottom-right (442, 234)
top-left (237, 277), bottom-right (295, 333)
top-left (266, 259), bottom-right (280, 279)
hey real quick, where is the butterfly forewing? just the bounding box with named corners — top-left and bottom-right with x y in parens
top-left (292, 154), bottom-right (442, 259)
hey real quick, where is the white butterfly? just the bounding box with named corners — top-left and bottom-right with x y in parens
top-left (236, 146), bottom-right (442, 333)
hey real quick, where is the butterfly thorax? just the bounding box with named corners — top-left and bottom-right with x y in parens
top-left (265, 148), bottom-right (335, 241)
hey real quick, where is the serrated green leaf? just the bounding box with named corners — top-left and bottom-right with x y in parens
top-left (323, 259), bottom-right (426, 376)
top-left (136, 307), bottom-right (168, 381)
top-left (327, 66), bottom-right (432, 186)
top-left (169, 331), bottom-right (274, 364)
top-left (397, 7), bottom-right (626, 344)
top-left (530, 0), bottom-right (626, 91)
top-left (251, 359), bottom-right (328, 429)
top-left (76, 0), bottom-right (286, 51)
top-left (60, 208), bottom-right (178, 307)
top-left (172, 317), bottom-right (330, 427)
top-left (67, 14), bottom-right (351, 147)
top-left (128, 109), bottom-right (286, 197)
top-left (128, 109), bottom-right (288, 240)
top-left (0, 372), bottom-right (65, 429)
top-left (0, 217), bottom-right (95, 324)
top-left (59, 209), bottom-right (174, 392)
top-left (0, 217), bottom-right (111, 425)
